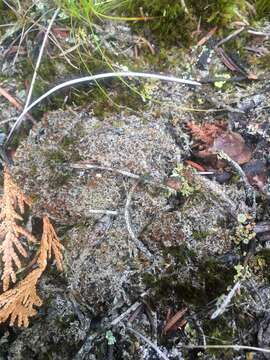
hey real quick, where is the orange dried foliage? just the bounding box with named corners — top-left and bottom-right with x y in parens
top-left (42, 215), bottom-right (64, 272)
top-left (0, 167), bottom-right (36, 291)
top-left (187, 121), bottom-right (227, 147)
top-left (0, 215), bottom-right (63, 327)
top-left (187, 121), bottom-right (251, 166)
top-left (0, 166), bottom-right (63, 327)
top-left (0, 267), bottom-right (43, 327)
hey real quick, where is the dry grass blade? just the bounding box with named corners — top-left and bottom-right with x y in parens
top-left (197, 26), bottom-right (217, 46)
top-left (24, 8), bottom-right (60, 110)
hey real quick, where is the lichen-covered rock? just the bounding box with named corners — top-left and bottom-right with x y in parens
top-left (13, 109), bottom-right (182, 222)
top-left (8, 107), bottom-right (250, 359)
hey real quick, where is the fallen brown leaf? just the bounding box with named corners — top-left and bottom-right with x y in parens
top-left (211, 132), bottom-right (252, 165)
top-left (187, 122), bottom-right (251, 168)
top-left (163, 307), bottom-right (188, 334)
top-left (197, 26), bottom-right (217, 47)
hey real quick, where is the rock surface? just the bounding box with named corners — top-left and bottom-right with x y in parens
top-left (2, 106), bottom-right (249, 359)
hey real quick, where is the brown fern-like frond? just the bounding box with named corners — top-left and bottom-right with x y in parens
top-left (0, 168), bottom-right (64, 327)
top-left (42, 216), bottom-right (63, 272)
top-left (1, 166), bottom-right (32, 214)
top-left (0, 267), bottom-right (43, 327)
top-left (0, 166), bottom-right (36, 291)
top-left (0, 215), bottom-right (61, 327)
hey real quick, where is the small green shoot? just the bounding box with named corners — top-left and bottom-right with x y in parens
top-left (106, 330), bottom-right (116, 345)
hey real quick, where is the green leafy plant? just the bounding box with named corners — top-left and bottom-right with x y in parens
top-left (106, 330), bottom-right (116, 345)
top-left (171, 164), bottom-right (200, 197)
top-left (233, 264), bottom-right (251, 281)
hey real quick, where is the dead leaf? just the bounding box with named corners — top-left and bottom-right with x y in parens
top-left (165, 177), bottom-right (181, 191)
top-left (197, 26), bottom-right (217, 47)
top-left (187, 121), bottom-right (251, 168)
top-left (185, 160), bottom-right (206, 171)
top-left (163, 307), bottom-right (188, 334)
top-left (211, 132), bottom-right (251, 164)
top-left (187, 121), bottom-right (227, 147)
top-left (243, 160), bottom-right (267, 191)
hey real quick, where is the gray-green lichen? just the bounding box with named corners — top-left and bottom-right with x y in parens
top-left (5, 99), bottom-right (251, 358)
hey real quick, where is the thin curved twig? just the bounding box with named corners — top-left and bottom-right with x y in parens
top-left (211, 281), bottom-right (241, 319)
top-left (24, 7), bottom-right (60, 110)
top-left (70, 163), bottom-right (173, 193)
top-left (179, 344), bottom-right (270, 354)
top-left (218, 151), bottom-right (256, 213)
top-left (127, 326), bottom-right (170, 360)
top-left (124, 182), bottom-right (154, 261)
top-left (5, 71), bottom-right (201, 145)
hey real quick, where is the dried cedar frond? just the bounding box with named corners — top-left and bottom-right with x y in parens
top-left (0, 214), bottom-right (63, 327)
top-left (0, 166), bottom-right (36, 291)
top-left (42, 215), bottom-right (64, 272)
top-left (0, 167), bottom-right (64, 327)
top-left (0, 267), bottom-right (43, 327)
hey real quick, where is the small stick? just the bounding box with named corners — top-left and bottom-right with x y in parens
top-left (200, 75), bottom-right (258, 84)
top-left (74, 334), bottom-right (97, 360)
top-left (190, 311), bottom-right (206, 347)
top-left (124, 182), bottom-right (154, 261)
top-left (215, 27), bottom-right (245, 47)
top-left (71, 163), bottom-right (140, 180)
top-left (254, 222), bottom-right (270, 234)
top-left (179, 344), bottom-right (270, 354)
top-left (111, 301), bottom-right (142, 326)
top-left (127, 304), bottom-right (144, 324)
top-left (211, 281), bottom-right (241, 319)
top-left (163, 307), bottom-right (188, 334)
top-left (88, 209), bottom-right (118, 216)
top-left (127, 326), bottom-right (170, 360)
top-left (151, 311), bottom-right (158, 345)
top-left (194, 173), bottom-right (237, 217)
top-left (24, 7), bottom-right (60, 110)
top-left (197, 26), bottom-right (217, 46)
top-left (0, 87), bottom-right (36, 124)
top-left (199, 92), bottom-right (244, 114)
top-left (218, 151), bottom-right (256, 213)
top-left (247, 30), bottom-right (270, 37)
top-left (70, 163), bottom-right (174, 193)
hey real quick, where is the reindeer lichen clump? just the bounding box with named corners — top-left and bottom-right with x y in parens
top-left (0, 166), bottom-right (63, 327)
